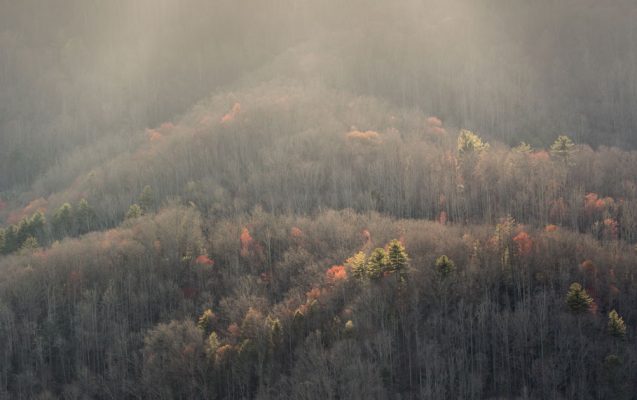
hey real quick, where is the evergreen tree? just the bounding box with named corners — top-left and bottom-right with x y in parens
top-left (267, 317), bottom-right (282, 350)
top-left (514, 142), bottom-right (533, 154)
top-left (346, 251), bottom-right (367, 279)
top-left (387, 239), bottom-right (409, 280)
top-left (28, 211), bottom-right (46, 242)
top-left (19, 236), bottom-right (39, 252)
top-left (2, 225), bottom-right (18, 254)
top-left (52, 203), bottom-right (74, 238)
top-left (435, 255), bottom-right (456, 279)
top-left (126, 204), bottom-right (143, 219)
top-left (15, 217), bottom-right (31, 247)
top-left (566, 282), bottom-right (594, 314)
top-left (457, 129), bottom-right (489, 155)
top-left (292, 309), bottom-right (305, 342)
top-left (344, 320), bottom-right (355, 337)
top-left (550, 135), bottom-right (575, 164)
top-left (0, 228), bottom-right (4, 254)
top-left (206, 332), bottom-right (220, 361)
top-left (76, 198), bottom-right (96, 234)
top-left (139, 185), bottom-right (156, 213)
top-left (367, 248), bottom-right (389, 280)
top-left (197, 309), bottom-right (216, 333)
top-left (608, 310), bottom-right (627, 339)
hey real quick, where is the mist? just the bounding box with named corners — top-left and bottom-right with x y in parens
top-left (2, 0), bottom-right (637, 191)
top-left (1, 1), bottom-right (637, 399)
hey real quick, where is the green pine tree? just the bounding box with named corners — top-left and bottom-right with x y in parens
top-left (346, 251), bottom-right (367, 279)
top-left (267, 317), bottom-right (283, 350)
top-left (435, 255), bottom-right (456, 279)
top-left (15, 217), bottom-right (31, 247)
top-left (126, 204), bottom-right (143, 219)
top-left (344, 320), bottom-right (355, 337)
top-left (206, 332), bottom-right (220, 361)
top-left (387, 239), bottom-right (409, 280)
top-left (76, 198), bottom-right (96, 234)
top-left (197, 309), bottom-right (216, 333)
top-left (30, 211), bottom-right (46, 237)
top-left (139, 185), bottom-right (155, 213)
top-left (458, 129), bottom-right (489, 155)
top-left (566, 282), bottom-right (594, 314)
top-left (52, 203), bottom-right (74, 238)
top-left (367, 248), bottom-right (389, 280)
top-left (19, 236), bottom-right (39, 253)
top-left (550, 135), bottom-right (575, 164)
top-left (514, 142), bottom-right (533, 154)
top-left (608, 310), bottom-right (627, 339)
top-left (2, 225), bottom-right (18, 254)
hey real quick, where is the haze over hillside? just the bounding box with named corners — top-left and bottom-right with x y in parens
top-left (2, 0), bottom-right (637, 191)
top-left (1, 1), bottom-right (636, 399)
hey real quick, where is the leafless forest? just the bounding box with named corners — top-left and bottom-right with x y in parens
top-left (1, 1), bottom-right (636, 399)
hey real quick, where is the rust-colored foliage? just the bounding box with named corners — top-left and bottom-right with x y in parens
top-left (240, 227), bottom-right (253, 258)
top-left (221, 102), bottom-right (241, 124)
top-left (326, 265), bottom-right (347, 283)
top-left (425, 116), bottom-right (447, 136)
top-left (290, 226), bottom-right (303, 238)
top-left (529, 150), bottom-right (550, 163)
top-left (601, 197), bottom-right (615, 210)
top-left (584, 193), bottom-right (599, 215)
top-left (513, 231), bottom-right (533, 256)
top-left (427, 116), bottom-right (443, 127)
top-left (195, 255), bottom-right (214, 266)
top-left (346, 129), bottom-right (381, 143)
top-left (603, 218), bottom-right (618, 240)
top-left (148, 131), bottom-right (163, 142)
top-left (215, 344), bottom-right (234, 364)
top-left (580, 260), bottom-right (597, 276)
top-left (8, 198), bottom-right (48, 225)
top-left (545, 224), bottom-right (559, 233)
top-left (584, 193), bottom-right (614, 215)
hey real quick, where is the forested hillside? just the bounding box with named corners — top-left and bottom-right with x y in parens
top-left (1, 1), bottom-right (637, 399)
top-left (3, 0), bottom-right (637, 191)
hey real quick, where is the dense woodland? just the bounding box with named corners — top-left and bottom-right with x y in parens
top-left (1, 1), bottom-right (637, 399)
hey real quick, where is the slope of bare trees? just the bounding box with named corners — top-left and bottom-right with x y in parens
top-left (0, 206), bottom-right (635, 399)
